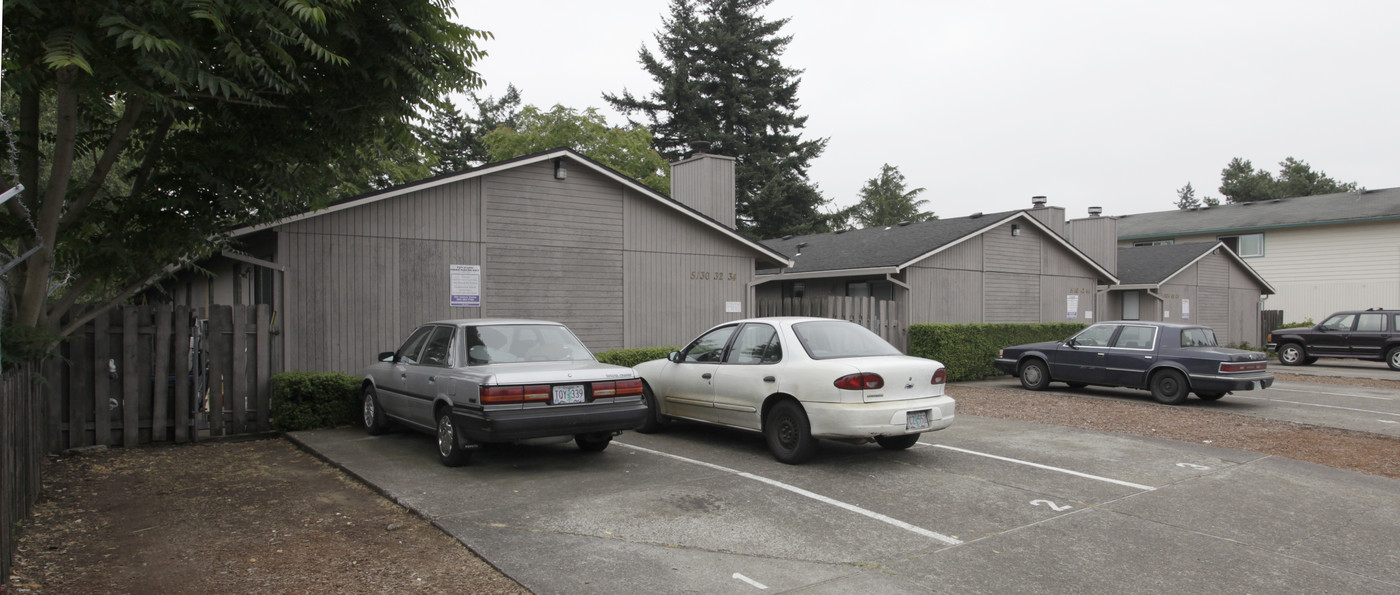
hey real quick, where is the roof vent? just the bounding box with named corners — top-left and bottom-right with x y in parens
top-left (970, 212), bottom-right (983, 218)
top-left (780, 235), bottom-right (793, 240)
top-left (689, 140), bottom-right (712, 154)
top-left (897, 221), bottom-right (911, 226)
top-left (1031, 196), bottom-right (1048, 206)
top-left (1087, 206), bottom-right (1102, 217)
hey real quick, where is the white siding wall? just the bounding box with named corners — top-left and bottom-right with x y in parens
top-left (1121, 220), bottom-right (1400, 323)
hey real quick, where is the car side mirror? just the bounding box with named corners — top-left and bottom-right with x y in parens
top-left (667, 350), bottom-right (683, 363)
top-left (378, 351), bottom-right (395, 362)
top-left (1065, 338), bottom-right (1078, 349)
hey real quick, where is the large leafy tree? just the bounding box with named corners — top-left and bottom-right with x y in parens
top-left (1218, 157), bottom-right (1358, 203)
top-left (604, 0), bottom-right (829, 239)
top-left (481, 105), bottom-right (670, 194)
top-left (842, 164), bottom-right (935, 228)
top-left (420, 84), bottom-right (523, 175)
top-left (1, 0), bottom-right (488, 351)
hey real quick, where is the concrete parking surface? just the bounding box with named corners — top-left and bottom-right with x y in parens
top-left (291, 382), bottom-right (1400, 594)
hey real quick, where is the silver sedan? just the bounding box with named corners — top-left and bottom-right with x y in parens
top-left (360, 319), bottom-right (648, 466)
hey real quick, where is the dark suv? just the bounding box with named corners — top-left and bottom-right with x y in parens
top-left (1266, 309), bottom-right (1400, 370)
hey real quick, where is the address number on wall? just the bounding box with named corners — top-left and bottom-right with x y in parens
top-left (691, 271), bottom-right (737, 281)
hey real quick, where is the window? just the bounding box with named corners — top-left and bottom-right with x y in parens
top-left (1122, 291), bottom-right (1140, 320)
top-left (1133, 239), bottom-right (1174, 247)
top-left (782, 281), bottom-right (805, 299)
top-left (1320, 314), bottom-right (1355, 332)
top-left (1356, 314), bottom-right (1386, 332)
top-left (419, 326), bottom-right (454, 367)
top-left (395, 327), bottom-right (435, 364)
top-left (1218, 233), bottom-right (1264, 257)
top-left (682, 325), bottom-right (737, 363)
top-left (725, 324), bottom-right (780, 364)
top-left (1112, 325), bottom-right (1157, 350)
top-left (1180, 327), bottom-right (1218, 347)
top-left (846, 280), bottom-right (894, 300)
top-left (1070, 324), bottom-right (1117, 347)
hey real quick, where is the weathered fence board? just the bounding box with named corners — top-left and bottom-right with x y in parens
top-left (45, 304), bottom-right (278, 452)
top-left (756, 296), bottom-right (907, 351)
top-left (2, 363), bottom-right (45, 580)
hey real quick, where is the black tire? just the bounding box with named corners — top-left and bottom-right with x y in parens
top-left (1387, 346), bottom-right (1400, 371)
top-left (875, 434), bottom-right (920, 451)
top-left (576, 433), bottom-right (612, 452)
top-left (1150, 369), bottom-right (1190, 405)
top-left (1277, 343), bottom-right (1309, 366)
top-left (436, 409), bottom-right (472, 467)
top-left (363, 386), bottom-right (390, 435)
top-left (635, 384), bottom-right (668, 434)
top-left (1066, 382), bottom-right (1088, 389)
top-left (765, 400), bottom-right (818, 464)
top-left (1195, 391), bottom-right (1226, 401)
top-left (1019, 359), bottom-right (1051, 391)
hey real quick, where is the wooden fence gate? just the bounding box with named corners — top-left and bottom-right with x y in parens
top-left (1260, 309), bottom-right (1283, 347)
top-left (756, 296), bottom-right (907, 351)
top-left (47, 304), bottom-right (280, 451)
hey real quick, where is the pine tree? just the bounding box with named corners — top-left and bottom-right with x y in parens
top-left (845, 164), bottom-right (935, 227)
top-left (605, 0), bottom-right (829, 239)
top-left (1175, 182), bottom-right (1200, 209)
top-left (421, 85), bottom-right (523, 174)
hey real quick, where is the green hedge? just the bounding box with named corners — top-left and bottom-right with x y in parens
top-left (595, 346), bottom-right (679, 368)
top-left (270, 372), bottom-right (362, 432)
top-left (908, 323), bottom-right (1086, 382)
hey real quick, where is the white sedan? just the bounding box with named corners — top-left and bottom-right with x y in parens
top-left (634, 317), bottom-right (955, 464)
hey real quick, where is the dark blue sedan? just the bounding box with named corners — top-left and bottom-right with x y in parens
top-left (993, 322), bottom-right (1273, 405)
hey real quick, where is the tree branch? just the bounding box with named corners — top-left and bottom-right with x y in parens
top-left (15, 68), bottom-right (80, 328)
top-left (56, 268), bottom-right (177, 338)
top-left (58, 96), bottom-right (149, 234)
top-left (125, 115), bottom-right (173, 202)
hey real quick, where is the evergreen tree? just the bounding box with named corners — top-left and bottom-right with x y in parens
top-left (605, 0), bottom-right (829, 239)
top-left (844, 164), bottom-right (935, 227)
top-left (481, 105), bottom-right (671, 193)
top-left (421, 85), bottom-right (523, 174)
top-left (1175, 182), bottom-right (1200, 209)
top-left (1218, 157), bottom-right (1358, 203)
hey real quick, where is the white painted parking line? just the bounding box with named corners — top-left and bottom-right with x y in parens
top-left (732, 573), bottom-right (768, 589)
top-left (1231, 395), bottom-right (1400, 417)
top-left (927, 444), bottom-right (1157, 491)
top-left (1267, 387), bottom-right (1394, 401)
top-left (616, 441), bottom-right (962, 545)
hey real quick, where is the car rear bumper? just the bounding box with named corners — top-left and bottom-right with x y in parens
top-left (804, 396), bottom-right (956, 439)
top-left (1189, 372), bottom-right (1274, 392)
top-left (450, 398), bottom-right (648, 443)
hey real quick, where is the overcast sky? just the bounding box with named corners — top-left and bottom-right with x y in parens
top-left (450, 0), bottom-right (1399, 221)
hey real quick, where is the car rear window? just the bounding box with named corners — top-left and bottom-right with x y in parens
top-left (461, 324), bottom-right (594, 365)
top-left (792, 320), bottom-right (900, 360)
top-left (1180, 328), bottom-right (1218, 347)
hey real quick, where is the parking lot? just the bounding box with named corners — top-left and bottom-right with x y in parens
top-left (292, 372), bottom-right (1400, 594)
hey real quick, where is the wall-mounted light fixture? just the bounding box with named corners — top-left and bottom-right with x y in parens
top-left (554, 158), bottom-right (567, 180)
top-left (1011, 224), bottom-right (1021, 236)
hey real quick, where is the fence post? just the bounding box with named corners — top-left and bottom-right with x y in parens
top-left (174, 306), bottom-right (192, 443)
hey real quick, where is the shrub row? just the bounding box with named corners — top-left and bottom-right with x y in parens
top-left (595, 346), bottom-right (678, 367)
top-left (908, 323), bottom-right (1086, 382)
top-left (270, 372), bottom-right (362, 432)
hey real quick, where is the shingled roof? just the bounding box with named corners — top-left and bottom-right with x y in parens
top-left (758, 210), bottom-right (1117, 283)
top-left (1115, 187), bottom-right (1400, 240)
top-left (1115, 242), bottom-right (1274, 293)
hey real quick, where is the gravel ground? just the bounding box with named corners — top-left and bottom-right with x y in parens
top-left (7, 373), bottom-right (1399, 593)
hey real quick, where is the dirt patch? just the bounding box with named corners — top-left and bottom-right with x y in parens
top-left (5, 438), bottom-right (526, 594)
top-left (8, 376), bottom-right (1400, 593)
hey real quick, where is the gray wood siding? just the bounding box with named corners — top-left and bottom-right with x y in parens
top-left (625, 187), bottom-right (754, 257)
top-left (906, 266), bottom-right (983, 323)
top-left (625, 252), bottom-right (751, 347)
top-left (923, 234), bottom-right (982, 269)
top-left (483, 163), bottom-right (624, 349)
top-left (1198, 286), bottom-right (1231, 343)
top-left (669, 154), bottom-right (736, 226)
top-left (1065, 217), bottom-right (1118, 275)
top-left (1198, 252), bottom-right (1229, 288)
top-left (1039, 276), bottom-right (1097, 323)
top-left (985, 272), bottom-right (1039, 322)
top-left (983, 223), bottom-right (1041, 274)
top-left (279, 179), bottom-right (481, 242)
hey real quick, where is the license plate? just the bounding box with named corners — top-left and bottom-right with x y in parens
top-left (553, 385), bottom-right (586, 404)
top-left (906, 410), bottom-right (931, 430)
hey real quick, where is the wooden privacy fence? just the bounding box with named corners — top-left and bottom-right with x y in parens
top-left (2, 363), bottom-right (45, 580)
top-left (756, 296), bottom-right (907, 351)
top-left (48, 304), bottom-right (280, 451)
top-left (1261, 309), bottom-right (1284, 347)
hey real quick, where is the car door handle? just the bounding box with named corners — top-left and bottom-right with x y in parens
top-left (1097, 353), bottom-right (1105, 357)
top-left (400, 373), bottom-right (407, 380)
top-left (764, 376), bottom-right (776, 382)
top-left (702, 373), bottom-right (712, 379)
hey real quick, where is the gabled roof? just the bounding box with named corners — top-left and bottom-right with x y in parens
top-left (1116, 187), bottom-right (1400, 240)
top-left (228, 147), bottom-right (792, 268)
top-left (757, 210), bottom-right (1118, 283)
top-left (1115, 242), bottom-right (1275, 294)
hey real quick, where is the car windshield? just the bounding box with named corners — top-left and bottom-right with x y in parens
top-left (459, 324), bottom-right (593, 365)
top-left (1180, 327), bottom-right (1218, 347)
top-left (792, 320), bottom-right (901, 360)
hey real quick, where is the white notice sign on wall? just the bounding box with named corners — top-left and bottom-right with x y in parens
top-left (725, 301), bottom-right (742, 313)
top-left (1066, 294), bottom-right (1079, 319)
top-left (450, 265), bottom-right (481, 307)
top-left (1181, 298), bottom-right (1190, 320)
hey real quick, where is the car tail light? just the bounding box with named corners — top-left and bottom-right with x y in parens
top-left (834, 373), bottom-right (884, 390)
top-left (592, 381), bottom-right (617, 397)
top-left (614, 379), bottom-right (644, 396)
top-left (932, 369), bottom-right (947, 385)
top-left (521, 385), bottom-right (550, 403)
top-left (480, 385), bottom-right (523, 404)
top-left (1220, 362), bottom-right (1268, 373)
